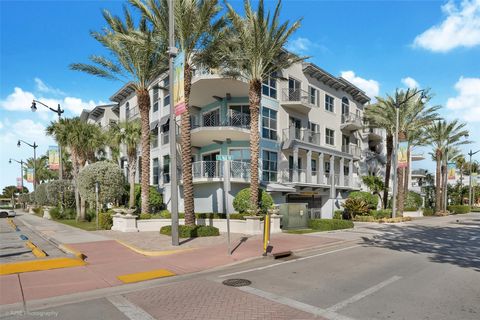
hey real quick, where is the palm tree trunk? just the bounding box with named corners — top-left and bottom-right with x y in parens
top-left (128, 157), bottom-right (136, 208)
top-left (249, 79), bottom-right (261, 213)
top-left (182, 63), bottom-right (195, 226)
top-left (383, 134), bottom-right (393, 209)
top-left (80, 197), bottom-right (86, 221)
top-left (404, 146), bottom-right (410, 195)
top-left (435, 149), bottom-right (442, 213)
top-left (71, 152), bottom-right (81, 220)
top-left (397, 132), bottom-right (407, 216)
top-left (138, 89), bottom-right (151, 214)
top-left (442, 163), bottom-right (447, 211)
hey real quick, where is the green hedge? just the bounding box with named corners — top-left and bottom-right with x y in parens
top-left (348, 191), bottom-right (378, 210)
top-left (308, 219), bottom-right (354, 231)
top-left (333, 210), bottom-right (343, 220)
top-left (405, 191), bottom-right (422, 210)
top-left (471, 207), bottom-right (480, 212)
top-left (423, 207), bottom-right (435, 216)
top-left (371, 209), bottom-right (392, 219)
top-left (99, 212), bottom-right (113, 230)
top-left (144, 211), bottom-right (247, 220)
top-left (134, 184), bottom-right (163, 213)
top-left (233, 188), bottom-right (273, 214)
top-left (447, 205), bottom-right (470, 214)
top-left (160, 225), bottom-right (220, 238)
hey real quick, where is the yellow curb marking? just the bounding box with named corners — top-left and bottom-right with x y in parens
top-left (0, 257), bottom-right (86, 275)
top-left (115, 240), bottom-right (195, 257)
top-left (117, 269), bottom-right (175, 283)
top-left (59, 244), bottom-right (87, 260)
top-left (7, 218), bottom-right (17, 230)
top-left (24, 241), bottom-right (47, 258)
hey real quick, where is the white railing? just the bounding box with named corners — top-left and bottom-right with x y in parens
top-left (342, 145), bottom-right (361, 157)
top-left (192, 110), bottom-right (251, 129)
top-left (341, 113), bottom-right (362, 126)
top-left (126, 105), bottom-right (139, 119)
top-left (230, 161), bottom-right (250, 180)
top-left (282, 87), bottom-right (317, 107)
top-left (282, 127), bottom-right (321, 145)
top-left (192, 161), bottom-right (223, 179)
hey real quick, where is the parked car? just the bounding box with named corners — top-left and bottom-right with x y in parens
top-left (0, 210), bottom-right (15, 218)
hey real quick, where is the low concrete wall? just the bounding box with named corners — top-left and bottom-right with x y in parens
top-left (403, 210), bottom-right (423, 218)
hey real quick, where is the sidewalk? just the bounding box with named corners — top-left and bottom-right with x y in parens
top-left (1, 213), bottom-right (343, 306)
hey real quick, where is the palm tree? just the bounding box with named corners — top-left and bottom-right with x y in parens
top-left (365, 89), bottom-right (440, 214)
top-left (218, 0), bottom-right (303, 211)
top-left (70, 8), bottom-right (168, 214)
top-left (425, 120), bottom-right (470, 213)
top-left (108, 120), bottom-right (141, 208)
top-left (130, 0), bottom-right (224, 225)
top-left (24, 156), bottom-right (57, 184)
top-left (455, 155), bottom-right (466, 185)
top-left (362, 175), bottom-right (385, 209)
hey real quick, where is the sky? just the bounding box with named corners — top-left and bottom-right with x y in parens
top-left (1, 0), bottom-right (479, 192)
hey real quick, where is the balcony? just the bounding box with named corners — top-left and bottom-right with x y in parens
top-left (190, 111), bottom-right (251, 147)
top-left (341, 113), bottom-right (362, 131)
top-left (280, 169), bottom-right (328, 185)
top-left (126, 105), bottom-right (140, 120)
top-left (190, 66), bottom-right (248, 106)
top-left (411, 152), bottom-right (425, 161)
top-left (342, 144), bottom-right (361, 159)
top-left (177, 161), bottom-right (250, 184)
top-left (367, 128), bottom-right (383, 143)
top-left (281, 88), bottom-right (317, 114)
top-left (334, 174), bottom-right (361, 189)
top-left (282, 127), bottom-right (321, 148)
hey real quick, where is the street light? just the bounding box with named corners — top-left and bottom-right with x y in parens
top-left (9, 158), bottom-right (25, 192)
top-left (17, 139), bottom-right (38, 192)
top-left (30, 99), bottom-right (64, 180)
top-left (468, 149), bottom-right (480, 207)
top-left (392, 88), bottom-right (428, 218)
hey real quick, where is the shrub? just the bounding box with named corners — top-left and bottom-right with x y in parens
top-left (160, 225), bottom-right (220, 238)
top-left (405, 191), bottom-right (422, 210)
top-left (342, 198), bottom-right (369, 219)
top-left (35, 183), bottom-right (50, 206)
top-left (471, 207), bottom-right (480, 212)
top-left (348, 191), bottom-right (378, 210)
top-left (354, 216), bottom-right (375, 222)
top-left (308, 219), bottom-right (354, 231)
top-left (371, 209), bottom-right (392, 219)
top-left (32, 207), bottom-right (43, 217)
top-left (134, 184), bottom-right (163, 213)
top-left (85, 208), bottom-right (96, 222)
top-left (139, 213), bottom-right (152, 220)
top-left (99, 212), bottom-right (113, 230)
top-left (333, 210), bottom-right (343, 220)
top-left (233, 188), bottom-right (273, 214)
top-left (447, 205), bottom-right (470, 215)
top-left (423, 207), bottom-right (434, 216)
top-left (77, 161), bottom-right (125, 205)
top-left (46, 180), bottom-right (76, 209)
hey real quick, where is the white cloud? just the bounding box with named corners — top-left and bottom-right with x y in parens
top-left (286, 37), bottom-right (326, 55)
top-left (0, 121), bottom-right (3, 130)
top-left (340, 71), bottom-right (380, 100)
top-left (413, 0), bottom-right (480, 52)
top-left (401, 77), bottom-right (420, 89)
top-left (34, 78), bottom-right (66, 96)
top-left (446, 76), bottom-right (480, 121)
top-left (0, 119), bottom-right (52, 147)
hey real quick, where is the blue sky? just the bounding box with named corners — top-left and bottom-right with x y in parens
top-left (1, 0), bottom-right (479, 191)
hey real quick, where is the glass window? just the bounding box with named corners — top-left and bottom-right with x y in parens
top-left (325, 128), bottom-right (335, 145)
top-left (262, 72), bottom-right (277, 99)
top-left (325, 94), bottom-right (334, 112)
top-left (325, 161), bottom-right (330, 174)
top-left (151, 128), bottom-right (158, 148)
top-left (342, 97), bottom-right (349, 115)
top-left (152, 87), bottom-right (159, 112)
top-left (163, 155), bottom-right (170, 183)
top-left (344, 165), bottom-right (349, 176)
top-left (161, 120), bottom-right (170, 145)
top-left (262, 150), bottom-right (277, 182)
top-left (262, 107), bottom-right (277, 140)
top-left (126, 102), bottom-right (130, 119)
top-left (311, 159), bottom-right (317, 173)
top-left (152, 158), bottom-right (159, 185)
top-left (229, 148), bottom-right (251, 162)
top-left (309, 86), bottom-right (319, 106)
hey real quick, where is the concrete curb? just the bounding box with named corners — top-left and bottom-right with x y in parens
top-left (115, 240), bottom-right (195, 257)
top-left (0, 257), bottom-right (86, 276)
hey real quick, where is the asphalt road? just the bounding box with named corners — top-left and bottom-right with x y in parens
top-left (2, 213), bottom-right (479, 320)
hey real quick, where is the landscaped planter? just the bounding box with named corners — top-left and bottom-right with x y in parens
top-left (403, 210), bottom-right (423, 218)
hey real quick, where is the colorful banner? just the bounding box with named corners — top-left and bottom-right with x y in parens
top-left (473, 172), bottom-right (478, 187)
top-left (397, 141), bottom-right (408, 168)
top-left (447, 163), bottom-right (456, 180)
top-left (26, 168), bottom-right (34, 183)
top-left (16, 177), bottom-right (23, 190)
top-left (48, 145), bottom-right (59, 170)
top-left (173, 51), bottom-right (186, 116)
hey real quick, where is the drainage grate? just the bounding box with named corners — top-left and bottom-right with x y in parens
top-left (222, 279), bottom-right (252, 287)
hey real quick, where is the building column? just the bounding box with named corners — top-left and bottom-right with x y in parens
top-left (349, 159), bottom-right (354, 187)
top-left (223, 160), bottom-right (231, 214)
top-left (293, 147), bottom-right (299, 182)
top-left (329, 155), bottom-right (335, 190)
top-left (318, 153), bottom-right (324, 184)
top-left (339, 157), bottom-right (345, 186)
top-left (306, 150), bottom-right (312, 183)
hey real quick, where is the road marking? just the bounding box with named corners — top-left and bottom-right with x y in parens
top-left (117, 269), bottom-right (176, 284)
top-left (107, 295), bottom-right (155, 320)
top-left (470, 236), bottom-right (478, 241)
top-left (218, 245), bottom-right (361, 278)
top-left (327, 276), bottom-right (402, 312)
top-left (238, 286), bottom-right (356, 320)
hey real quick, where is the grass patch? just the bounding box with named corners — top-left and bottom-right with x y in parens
top-left (283, 229), bottom-right (319, 234)
top-left (55, 219), bottom-right (98, 231)
top-left (308, 219), bottom-right (354, 231)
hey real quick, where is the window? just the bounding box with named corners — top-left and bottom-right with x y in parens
top-left (324, 161), bottom-right (330, 174)
top-left (262, 150), bottom-right (277, 182)
top-left (344, 165), bottom-right (349, 176)
top-left (311, 159), bottom-right (317, 173)
top-left (151, 128), bottom-right (158, 148)
top-left (163, 155), bottom-right (170, 183)
top-left (262, 107), bottom-right (277, 140)
top-left (229, 149), bottom-right (250, 162)
top-left (325, 128), bottom-right (335, 145)
top-left (309, 86), bottom-right (319, 106)
top-left (152, 87), bottom-right (159, 112)
top-left (309, 122), bottom-right (319, 133)
top-left (152, 158), bottom-right (159, 185)
top-left (325, 94), bottom-right (334, 112)
top-left (161, 120), bottom-right (170, 145)
top-left (262, 72), bottom-right (277, 99)
top-left (163, 77), bottom-right (170, 107)
top-left (126, 102), bottom-right (130, 119)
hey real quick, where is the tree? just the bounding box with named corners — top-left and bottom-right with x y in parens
top-left (70, 8), bottom-right (168, 214)
top-left (365, 89), bottom-right (440, 214)
top-left (425, 120), bottom-right (470, 213)
top-left (218, 0), bottom-right (303, 212)
top-left (455, 155), bottom-right (466, 186)
top-left (362, 175), bottom-right (385, 209)
top-left (2, 186), bottom-right (19, 198)
top-left (108, 120), bottom-right (141, 208)
top-left (131, 0), bottom-right (224, 225)
top-left (24, 155), bottom-right (57, 184)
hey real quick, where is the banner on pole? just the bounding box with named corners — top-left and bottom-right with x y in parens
top-left (26, 168), bottom-right (34, 183)
top-left (17, 177), bottom-right (23, 190)
top-left (173, 51), bottom-right (186, 116)
top-left (397, 141), bottom-right (408, 168)
top-left (447, 163), bottom-right (456, 180)
top-left (473, 172), bottom-right (478, 187)
top-left (48, 145), bottom-right (59, 170)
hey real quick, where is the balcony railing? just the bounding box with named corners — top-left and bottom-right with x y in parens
top-left (126, 105), bottom-right (139, 119)
top-left (341, 113), bottom-right (362, 126)
top-left (192, 161), bottom-right (223, 179)
top-left (282, 127), bottom-right (321, 145)
top-left (192, 111), bottom-right (251, 130)
top-left (282, 87), bottom-right (317, 106)
top-left (342, 145), bottom-right (361, 157)
top-left (230, 161), bottom-right (250, 180)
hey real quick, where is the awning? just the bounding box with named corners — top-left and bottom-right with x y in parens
top-left (159, 115), bottom-right (170, 126)
top-left (150, 120), bottom-right (159, 130)
top-left (265, 183), bottom-right (296, 193)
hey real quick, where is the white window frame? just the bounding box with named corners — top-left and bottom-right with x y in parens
top-left (325, 128), bottom-right (335, 146)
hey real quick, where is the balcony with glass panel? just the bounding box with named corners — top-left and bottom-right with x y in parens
top-left (280, 88), bottom-right (318, 114)
top-left (341, 113), bottom-right (363, 131)
top-left (282, 127), bottom-right (321, 149)
top-left (177, 160), bottom-right (250, 184)
top-left (341, 144), bottom-right (361, 159)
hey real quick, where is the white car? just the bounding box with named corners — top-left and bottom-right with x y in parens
top-left (0, 210), bottom-right (15, 218)
top-left (8, 210), bottom-right (16, 217)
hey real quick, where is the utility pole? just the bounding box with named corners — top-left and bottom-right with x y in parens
top-left (468, 149), bottom-right (480, 207)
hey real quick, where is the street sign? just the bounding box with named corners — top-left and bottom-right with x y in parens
top-left (216, 155), bottom-right (232, 161)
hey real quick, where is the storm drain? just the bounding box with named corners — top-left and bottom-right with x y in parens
top-left (222, 279), bottom-right (252, 287)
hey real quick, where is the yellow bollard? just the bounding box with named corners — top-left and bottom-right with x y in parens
top-left (263, 213), bottom-right (271, 256)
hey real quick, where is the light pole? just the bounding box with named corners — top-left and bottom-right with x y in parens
top-left (468, 149), bottom-right (480, 207)
top-left (17, 139), bottom-right (38, 192)
top-left (31, 100), bottom-right (64, 180)
top-left (392, 88), bottom-right (427, 218)
top-left (9, 158), bottom-right (25, 192)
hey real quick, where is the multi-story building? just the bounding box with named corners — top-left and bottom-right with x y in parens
top-left (106, 61), bottom-right (384, 218)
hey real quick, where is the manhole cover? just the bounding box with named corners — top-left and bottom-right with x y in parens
top-left (222, 279), bottom-right (252, 287)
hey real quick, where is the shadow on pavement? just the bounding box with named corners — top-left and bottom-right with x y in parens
top-left (361, 220), bottom-right (480, 272)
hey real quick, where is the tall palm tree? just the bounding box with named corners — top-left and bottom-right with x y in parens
top-left (24, 156), bottom-right (57, 184)
top-left (108, 120), bottom-right (142, 208)
top-left (455, 155), bottom-right (466, 185)
top-left (365, 89), bottom-right (440, 214)
top-left (425, 120), bottom-right (470, 213)
top-left (130, 0), bottom-right (224, 225)
top-left (70, 8), bottom-right (168, 214)
top-left (218, 0), bottom-right (303, 211)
